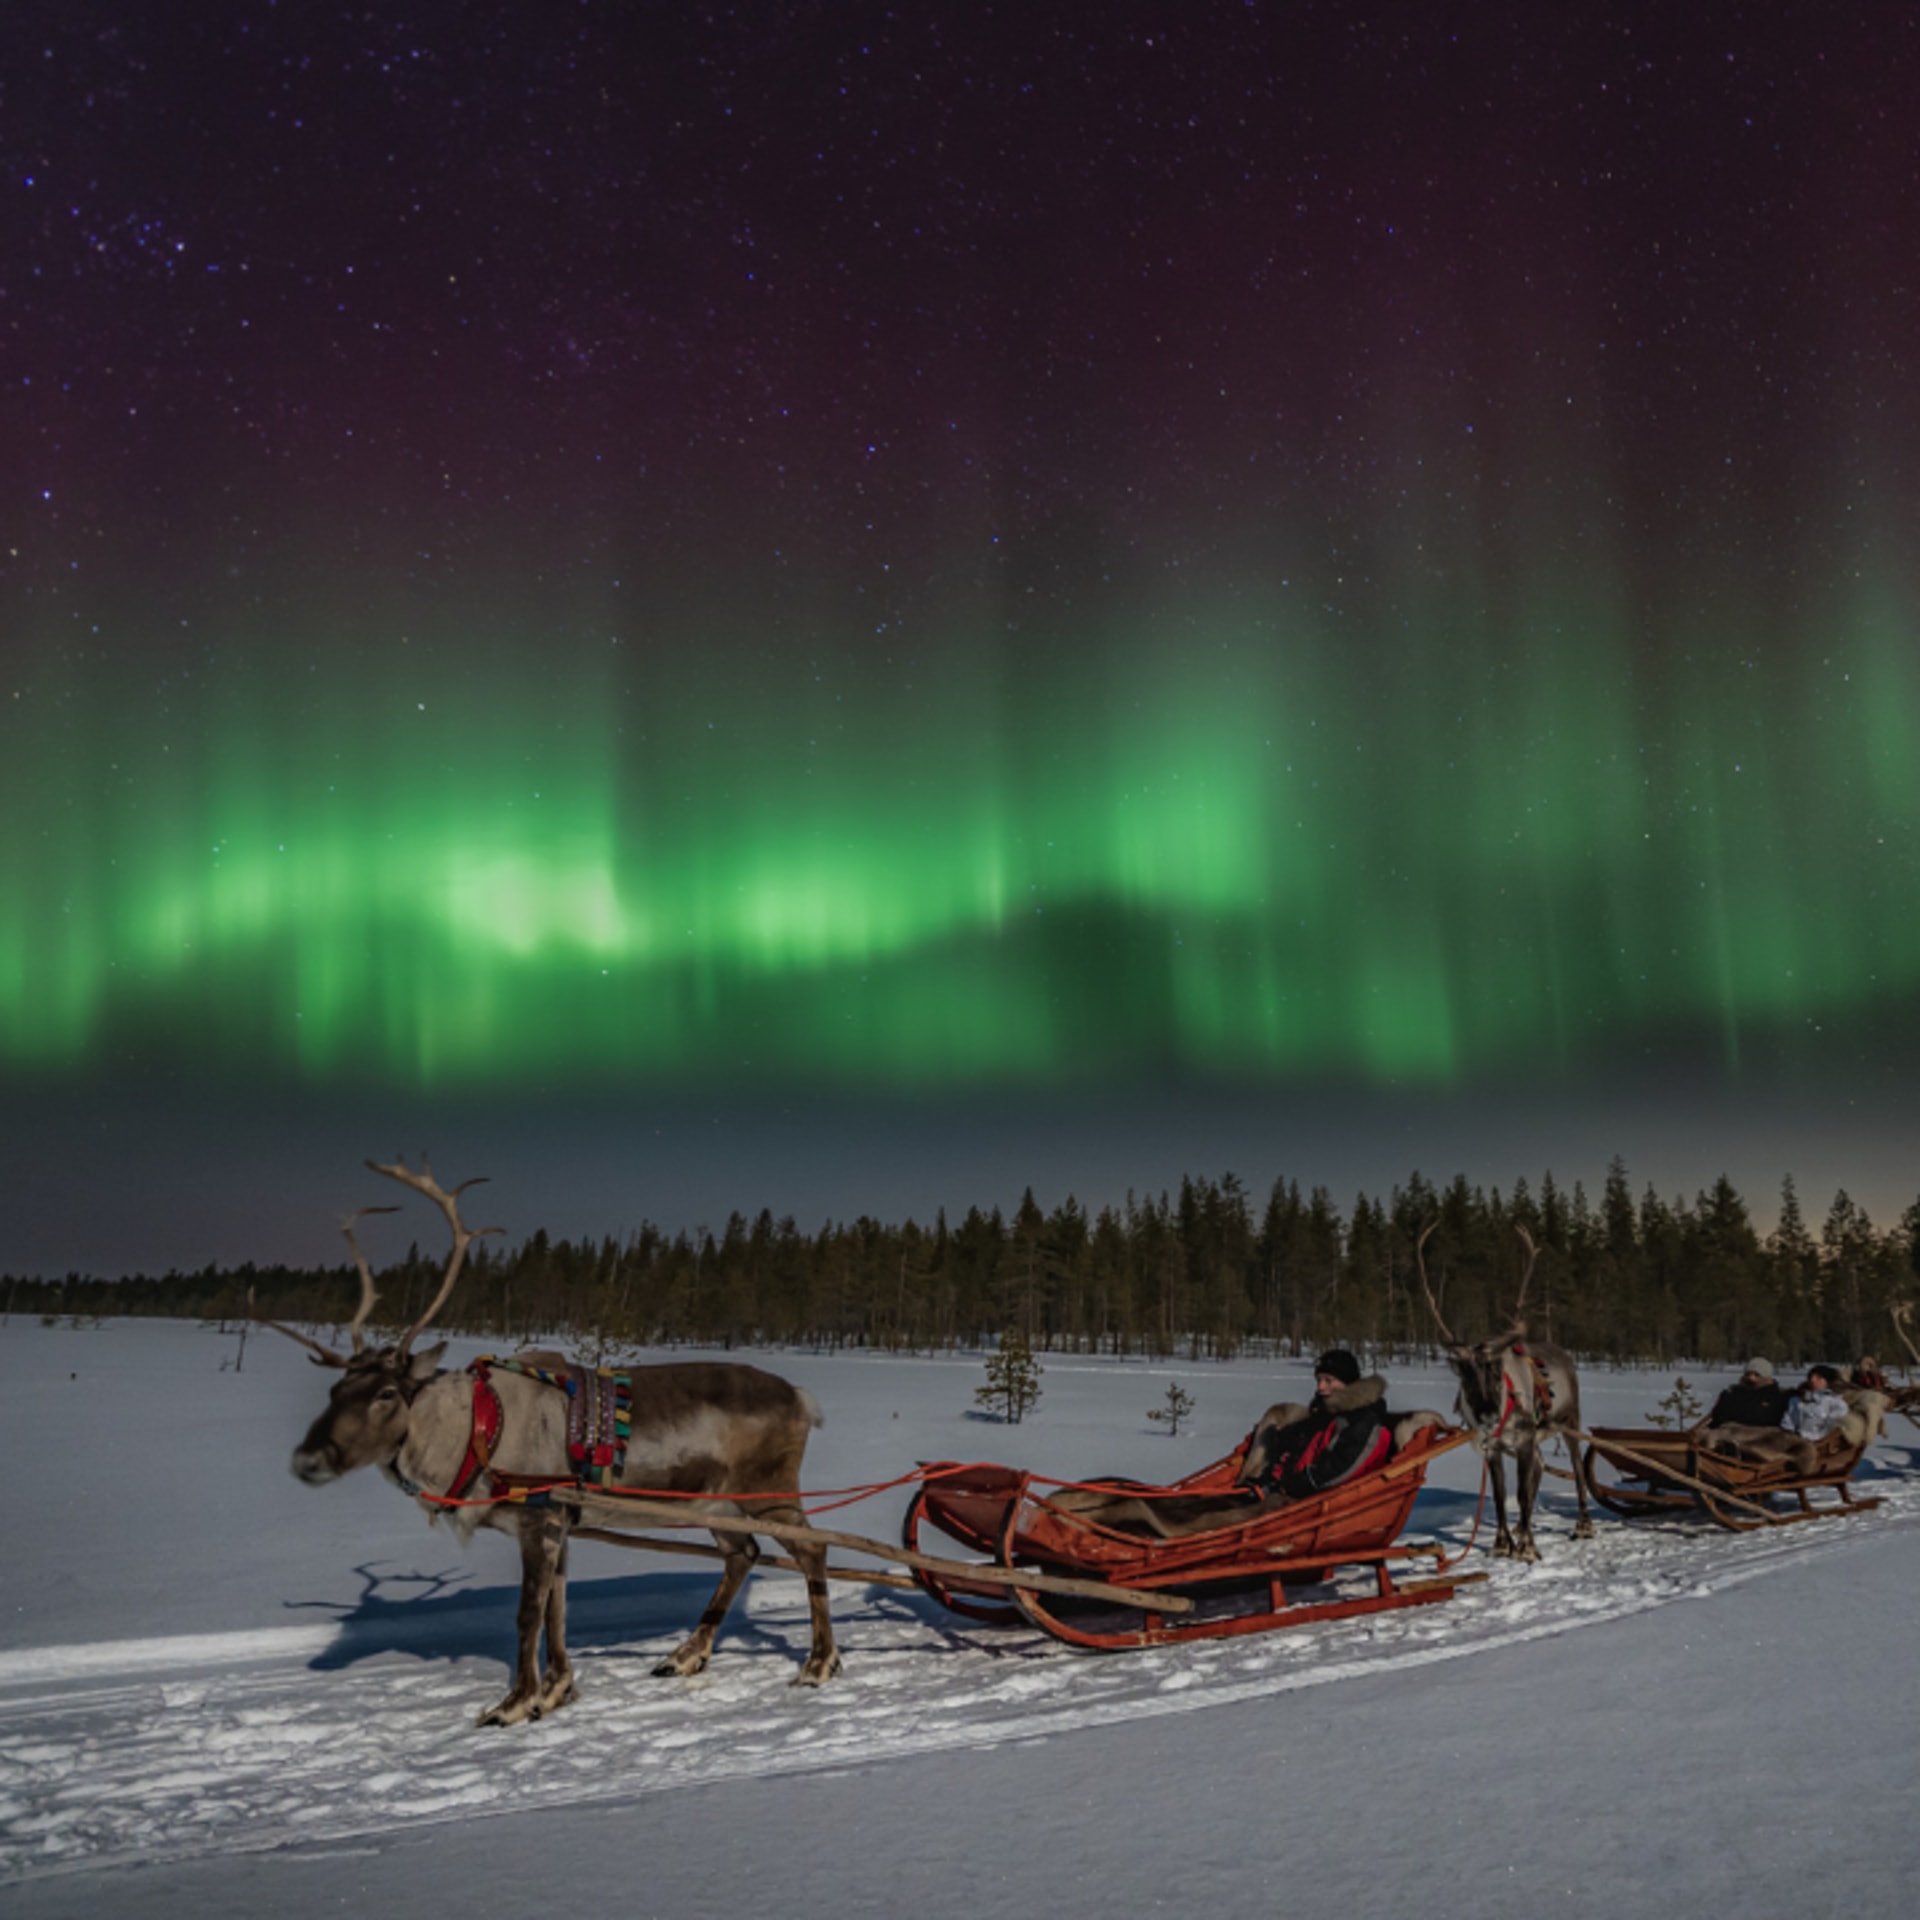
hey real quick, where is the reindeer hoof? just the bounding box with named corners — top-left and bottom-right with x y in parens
top-left (477, 1694), bottom-right (537, 1728)
top-left (1491, 1537), bottom-right (1515, 1559)
top-left (1516, 1540), bottom-right (1541, 1563)
top-left (792, 1650), bottom-right (843, 1689)
top-left (653, 1647), bottom-right (711, 1680)
top-left (1574, 1519), bottom-right (1595, 1540)
top-left (539, 1672), bottom-right (579, 1715)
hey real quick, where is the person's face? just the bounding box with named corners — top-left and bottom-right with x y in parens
top-left (1742, 1370), bottom-right (1765, 1386)
top-left (1315, 1371), bottom-right (1343, 1395)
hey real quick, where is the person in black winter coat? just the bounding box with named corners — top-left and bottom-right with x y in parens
top-left (1254, 1349), bottom-right (1395, 1501)
top-left (1048, 1349), bottom-right (1395, 1539)
top-left (1706, 1358), bottom-right (1789, 1429)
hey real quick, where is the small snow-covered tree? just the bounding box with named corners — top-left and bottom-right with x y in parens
top-left (1649, 1375), bottom-right (1703, 1429)
top-left (975, 1327), bottom-right (1043, 1423)
top-left (1148, 1381), bottom-right (1195, 1437)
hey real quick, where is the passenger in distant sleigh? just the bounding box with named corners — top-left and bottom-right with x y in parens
top-left (1049, 1350), bottom-right (1416, 1541)
top-left (1699, 1362), bottom-right (1884, 1472)
top-left (1702, 1357), bottom-right (1789, 1431)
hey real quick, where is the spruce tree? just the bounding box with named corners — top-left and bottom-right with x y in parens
top-left (1148, 1380), bottom-right (1196, 1437)
top-left (975, 1326), bottom-right (1043, 1423)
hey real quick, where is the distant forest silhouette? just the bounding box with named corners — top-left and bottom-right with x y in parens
top-left (9, 1161), bottom-right (1919, 1370)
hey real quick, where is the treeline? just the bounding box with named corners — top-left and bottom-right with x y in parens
top-left (8, 1161), bottom-right (1919, 1370)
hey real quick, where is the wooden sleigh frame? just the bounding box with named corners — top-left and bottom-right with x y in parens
top-left (901, 1423), bottom-right (1478, 1650)
top-left (1580, 1422), bottom-right (1882, 1531)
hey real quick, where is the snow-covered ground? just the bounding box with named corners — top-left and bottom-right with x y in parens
top-left (4, 1320), bottom-right (1917, 1917)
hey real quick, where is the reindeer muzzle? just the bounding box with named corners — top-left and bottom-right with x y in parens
top-left (291, 1442), bottom-right (342, 1485)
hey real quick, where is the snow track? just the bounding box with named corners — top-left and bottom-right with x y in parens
top-left (8, 1461), bottom-right (1918, 1884)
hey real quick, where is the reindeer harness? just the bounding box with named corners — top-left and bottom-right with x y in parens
top-left (1489, 1340), bottom-right (1557, 1443)
top-left (386, 1364), bottom-right (503, 1502)
top-left (388, 1357), bottom-right (635, 1505)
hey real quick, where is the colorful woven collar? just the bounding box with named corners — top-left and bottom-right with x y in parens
top-left (469, 1354), bottom-right (634, 1489)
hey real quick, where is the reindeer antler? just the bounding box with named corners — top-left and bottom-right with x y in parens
top-left (1415, 1217), bottom-right (1457, 1346)
top-left (1507, 1225), bottom-right (1539, 1339)
top-left (1891, 1300), bottom-right (1920, 1375)
top-left (252, 1299), bottom-right (352, 1368)
top-left (251, 1202), bottom-right (400, 1366)
top-left (339, 1204), bottom-right (402, 1352)
top-left (366, 1155), bottom-right (502, 1356)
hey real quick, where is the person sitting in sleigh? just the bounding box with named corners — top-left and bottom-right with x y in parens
top-left (1046, 1350), bottom-right (1400, 1541)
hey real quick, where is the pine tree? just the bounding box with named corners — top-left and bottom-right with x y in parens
top-left (1148, 1380), bottom-right (1196, 1437)
top-left (1649, 1375), bottom-right (1703, 1429)
top-left (1769, 1173), bottom-right (1818, 1360)
top-left (974, 1326), bottom-right (1043, 1423)
top-left (1822, 1189), bottom-right (1874, 1360)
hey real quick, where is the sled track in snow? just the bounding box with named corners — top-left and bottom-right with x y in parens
top-left (7, 1462), bottom-right (1920, 1884)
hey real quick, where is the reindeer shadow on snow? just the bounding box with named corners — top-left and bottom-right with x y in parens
top-left (284, 1558), bottom-right (839, 1676)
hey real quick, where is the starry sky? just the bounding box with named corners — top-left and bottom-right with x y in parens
top-left (5, 3), bottom-right (1918, 1273)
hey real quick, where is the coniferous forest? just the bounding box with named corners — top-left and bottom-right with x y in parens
top-left (9, 1160), bottom-right (1920, 1373)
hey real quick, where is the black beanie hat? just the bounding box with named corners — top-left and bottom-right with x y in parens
top-left (1315, 1348), bottom-right (1362, 1386)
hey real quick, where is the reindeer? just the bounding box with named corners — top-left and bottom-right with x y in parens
top-left (1883, 1302), bottom-right (1920, 1431)
top-left (1415, 1219), bottom-right (1592, 1560)
top-left (263, 1158), bottom-right (840, 1726)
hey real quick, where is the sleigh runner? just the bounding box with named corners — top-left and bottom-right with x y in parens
top-left (902, 1415), bottom-right (1479, 1649)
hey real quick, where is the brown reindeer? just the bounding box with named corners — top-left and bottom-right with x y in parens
top-left (1415, 1219), bottom-right (1592, 1560)
top-left (263, 1158), bottom-right (840, 1726)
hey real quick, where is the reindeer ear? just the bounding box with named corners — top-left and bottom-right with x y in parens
top-left (407, 1342), bottom-right (447, 1383)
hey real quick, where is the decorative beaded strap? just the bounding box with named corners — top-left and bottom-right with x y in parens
top-left (474, 1353), bottom-right (632, 1488)
top-left (565, 1364), bottom-right (632, 1487)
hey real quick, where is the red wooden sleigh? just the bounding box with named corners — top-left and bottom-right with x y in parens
top-left (902, 1420), bottom-right (1476, 1649)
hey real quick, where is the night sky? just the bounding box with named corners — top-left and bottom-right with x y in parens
top-left (6, 4), bottom-right (1918, 1274)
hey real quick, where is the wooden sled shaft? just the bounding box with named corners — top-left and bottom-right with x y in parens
top-left (570, 1525), bottom-right (919, 1591)
top-left (555, 1489), bottom-right (1197, 1615)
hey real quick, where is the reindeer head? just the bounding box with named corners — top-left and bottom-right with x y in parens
top-left (1437, 1336), bottom-right (1524, 1439)
top-left (264, 1157), bottom-right (498, 1487)
top-left (291, 1340), bottom-right (448, 1483)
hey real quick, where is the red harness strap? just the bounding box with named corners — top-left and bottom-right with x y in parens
top-left (1492, 1344), bottom-right (1556, 1441)
top-left (448, 1362), bottom-right (504, 1499)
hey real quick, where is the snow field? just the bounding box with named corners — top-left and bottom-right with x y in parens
top-left (3, 1321), bottom-right (1916, 1893)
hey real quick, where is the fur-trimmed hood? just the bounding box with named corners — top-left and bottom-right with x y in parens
top-left (1317, 1374), bottom-right (1388, 1416)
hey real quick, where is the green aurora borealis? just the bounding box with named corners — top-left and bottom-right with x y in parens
top-left (7, 568), bottom-right (1914, 1091)
top-left (11, 5), bottom-right (1920, 1270)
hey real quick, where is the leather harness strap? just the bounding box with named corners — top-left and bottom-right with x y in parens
top-left (447, 1361), bottom-right (504, 1499)
top-left (1492, 1342), bottom-right (1556, 1441)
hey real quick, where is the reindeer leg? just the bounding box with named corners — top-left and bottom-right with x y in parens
top-left (1488, 1453), bottom-right (1516, 1557)
top-left (1513, 1444), bottom-right (1543, 1562)
top-left (1565, 1430), bottom-right (1595, 1539)
top-left (481, 1511), bottom-right (568, 1727)
top-left (654, 1530), bottom-right (761, 1678)
top-left (769, 1505), bottom-right (842, 1688)
top-left (536, 1530), bottom-right (579, 1716)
